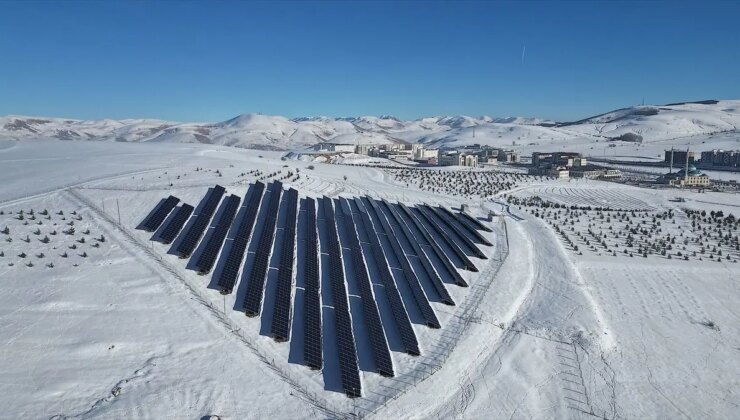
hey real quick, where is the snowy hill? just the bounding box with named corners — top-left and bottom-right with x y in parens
top-left (2, 99), bottom-right (739, 151)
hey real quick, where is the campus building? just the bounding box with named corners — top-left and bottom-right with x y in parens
top-left (700, 149), bottom-right (740, 168)
top-left (438, 152), bottom-right (479, 167)
top-left (664, 150), bottom-right (696, 166)
top-left (313, 143), bottom-right (356, 153)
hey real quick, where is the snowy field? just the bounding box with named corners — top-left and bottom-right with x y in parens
top-left (1, 140), bottom-right (739, 419)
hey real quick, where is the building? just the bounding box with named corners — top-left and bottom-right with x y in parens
top-left (439, 152), bottom-right (479, 167)
top-left (532, 152), bottom-right (586, 167)
top-left (658, 165), bottom-right (710, 187)
top-left (664, 149), bottom-right (696, 166)
top-left (700, 149), bottom-right (740, 168)
top-left (413, 146), bottom-right (439, 161)
top-left (570, 167), bottom-right (623, 180)
top-left (497, 150), bottom-right (520, 163)
top-left (355, 143), bottom-right (375, 155)
top-left (313, 143), bottom-right (356, 153)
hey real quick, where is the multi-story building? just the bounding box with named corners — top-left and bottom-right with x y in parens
top-left (497, 150), bottom-right (520, 163)
top-left (532, 152), bottom-right (585, 167)
top-left (664, 150), bottom-right (696, 166)
top-left (700, 149), bottom-right (740, 168)
top-left (439, 152), bottom-right (479, 167)
top-left (313, 143), bottom-right (356, 153)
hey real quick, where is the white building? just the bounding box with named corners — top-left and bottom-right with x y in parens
top-left (313, 143), bottom-right (356, 153)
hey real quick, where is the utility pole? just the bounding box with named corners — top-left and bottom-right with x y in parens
top-left (116, 198), bottom-right (121, 224)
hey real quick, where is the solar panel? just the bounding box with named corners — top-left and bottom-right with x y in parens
top-left (352, 198), bottom-right (419, 356)
top-left (381, 200), bottom-right (454, 305)
top-left (302, 198), bottom-right (323, 369)
top-left (439, 206), bottom-right (492, 246)
top-left (340, 199), bottom-right (394, 377)
top-left (398, 202), bottom-right (468, 287)
top-left (214, 182), bottom-right (265, 294)
top-left (362, 197), bottom-right (440, 329)
top-left (429, 205), bottom-right (488, 258)
top-left (242, 181), bottom-right (283, 316)
top-left (141, 195), bottom-right (180, 232)
top-left (194, 194), bottom-right (241, 274)
top-left (415, 205), bottom-right (478, 272)
top-left (174, 185), bottom-right (226, 258)
top-left (270, 188), bottom-right (299, 341)
top-left (323, 197), bottom-right (362, 397)
top-left (457, 210), bottom-right (492, 232)
top-left (157, 204), bottom-right (194, 244)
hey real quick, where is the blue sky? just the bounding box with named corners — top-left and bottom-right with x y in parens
top-left (1, 1), bottom-right (738, 122)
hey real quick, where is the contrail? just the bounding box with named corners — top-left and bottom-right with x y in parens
top-left (521, 44), bottom-right (526, 65)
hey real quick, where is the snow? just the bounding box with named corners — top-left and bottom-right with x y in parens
top-left (1, 133), bottom-right (739, 418)
top-left (4, 100), bottom-right (738, 156)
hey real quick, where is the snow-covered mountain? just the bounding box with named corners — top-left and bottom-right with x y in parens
top-left (2, 100), bottom-right (738, 150)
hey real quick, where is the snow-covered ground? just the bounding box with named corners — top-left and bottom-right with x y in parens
top-left (3, 100), bottom-right (739, 157)
top-left (1, 140), bottom-right (739, 419)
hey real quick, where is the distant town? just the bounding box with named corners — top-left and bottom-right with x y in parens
top-left (312, 142), bottom-right (740, 189)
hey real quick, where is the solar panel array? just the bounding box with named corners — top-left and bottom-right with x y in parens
top-left (302, 198), bottom-right (323, 369)
top-left (341, 199), bottom-right (394, 377)
top-left (415, 204), bottom-right (478, 272)
top-left (398, 202), bottom-right (468, 287)
top-left (194, 194), bottom-right (241, 274)
top-left (140, 195), bottom-right (180, 232)
top-left (429, 205), bottom-right (488, 259)
top-left (323, 197), bottom-right (362, 398)
top-left (270, 188), bottom-right (299, 341)
top-left (363, 197), bottom-right (441, 329)
top-left (137, 181), bottom-right (498, 399)
top-left (215, 182), bottom-right (265, 294)
top-left (353, 198), bottom-right (419, 356)
top-left (157, 204), bottom-right (194, 244)
top-left (457, 211), bottom-right (493, 232)
top-left (439, 206), bottom-right (493, 246)
top-left (174, 185), bottom-right (226, 258)
top-left (381, 200), bottom-right (454, 305)
top-left (242, 181), bottom-right (283, 316)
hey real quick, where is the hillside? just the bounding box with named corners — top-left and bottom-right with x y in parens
top-left (1, 100), bottom-right (739, 151)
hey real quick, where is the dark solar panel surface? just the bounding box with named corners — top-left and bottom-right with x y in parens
top-left (440, 206), bottom-right (492, 246)
top-left (215, 182), bottom-right (265, 294)
top-left (362, 197), bottom-right (440, 329)
top-left (142, 195), bottom-right (180, 231)
top-left (429, 205), bottom-right (488, 258)
top-left (158, 204), bottom-right (193, 244)
top-left (323, 197), bottom-right (362, 398)
top-left (458, 211), bottom-right (492, 232)
top-left (175, 185), bottom-right (226, 258)
top-left (381, 200), bottom-right (454, 305)
top-left (340, 200), bottom-right (394, 377)
top-left (270, 188), bottom-right (298, 341)
top-left (194, 194), bottom-right (241, 274)
top-left (399, 203), bottom-right (467, 287)
top-left (302, 198), bottom-right (323, 369)
top-left (242, 181), bottom-right (283, 316)
top-left (415, 204), bottom-right (478, 272)
top-left (352, 198), bottom-right (419, 356)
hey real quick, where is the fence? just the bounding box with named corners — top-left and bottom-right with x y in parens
top-left (68, 187), bottom-right (511, 419)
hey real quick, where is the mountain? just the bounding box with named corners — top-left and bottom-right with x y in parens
top-left (2, 100), bottom-right (738, 151)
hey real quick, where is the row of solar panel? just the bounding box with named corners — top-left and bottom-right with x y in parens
top-left (322, 197), bottom-right (363, 398)
top-left (242, 181), bottom-right (283, 316)
top-left (302, 198), bottom-right (323, 370)
top-left (270, 188), bottom-right (299, 341)
top-left (137, 184), bottom-right (493, 399)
